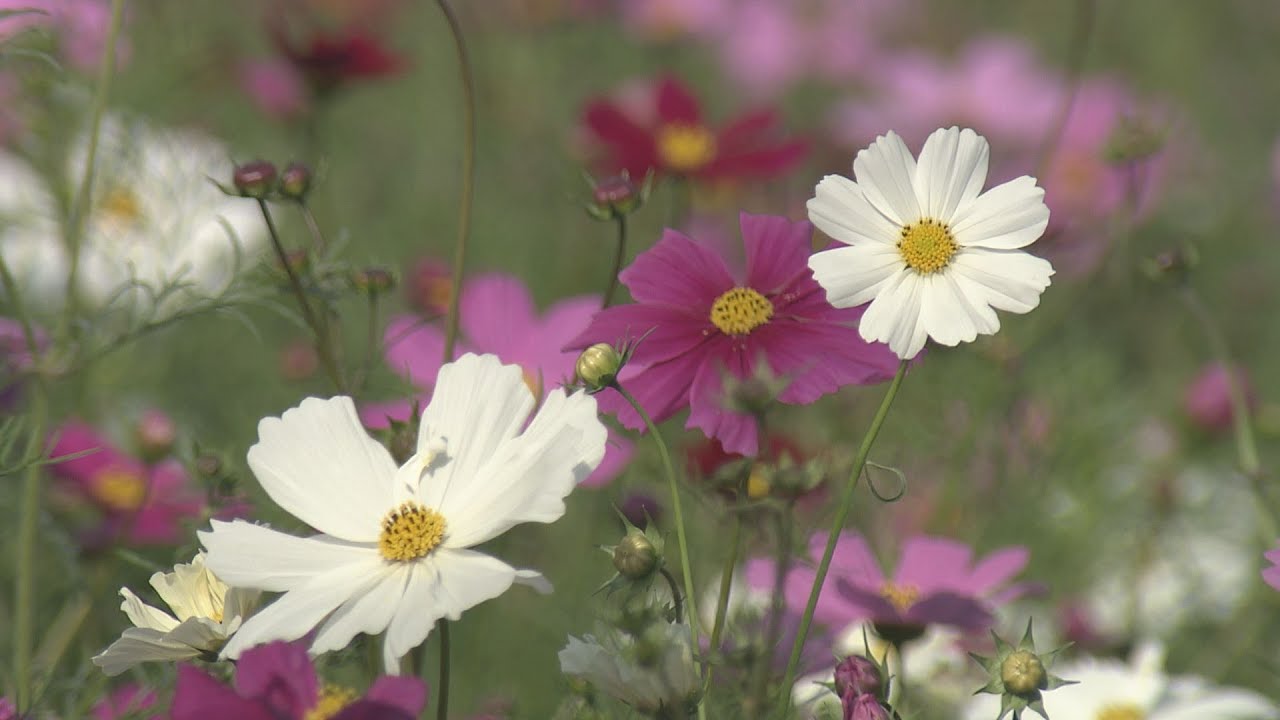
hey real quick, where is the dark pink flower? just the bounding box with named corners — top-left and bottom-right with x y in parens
top-left (582, 75), bottom-right (807, 183)
top-left (748, 532), bottom-right (1030, 638)
top-left (171, 641), bottom-right (427, 720)
top-left (1184, 363), bottom-right (1256, 433)
top-left (1263, 543), bottom-right (1280, 592)
top-left (91, 684), bottom-right (159, 720)
top-left (566, 213), bottom-right (899, 456)
top-left (364, 272), bottom-right (632, 487)
top-left (48, 422), bottom-right (205, 546)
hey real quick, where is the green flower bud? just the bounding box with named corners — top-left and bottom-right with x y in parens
top-left (1001, 649), bottom-right (1046, 695)
top-left (351, 267), bottom-right (397, 293)
top-left (280, 162), bottom-right (313, 200)
top-left (576, 343), bottom-right (622, 391)
top-left (232, 161), bottom-right (278, 199)
top-left (613, 530), bottom-right (658, 580)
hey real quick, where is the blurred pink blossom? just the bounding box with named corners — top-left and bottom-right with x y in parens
top-left (0, 0), bottom-right (127, 72)
top-left (1263, 542), bottom-right (1280, 593)
top-left (90, 684), bottom-right (159, 720)
top-left (617, 0), bottom-right (730, 41)
top-left (238, 58), bottom-right (309, 121)
top-left (1184, 362), bottom-right (1255, 433)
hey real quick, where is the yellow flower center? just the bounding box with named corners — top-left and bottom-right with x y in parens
top-left (97, 186), bottom-right (144, 228)
top-left (746, 464), bottom-right (770, 500)
top-left (898, 218), bottom-right (957, 274)
top-left (656, 124), bottom-right (717, 173)
top-left (305, 685), bottom-right (359, 720)
top-left (94, 469), bottom-right (146, 511)
top-left (1095, 703), bottom-right (1145, 720)
top-left (710, 287), bottom-right (773, 336)
top-left (378, 501), bottom-right (447, 562)
top-left (879, 582), bottom-right (919, 613)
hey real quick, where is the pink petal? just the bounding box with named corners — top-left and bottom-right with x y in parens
top-left (757, 321), bottom-right (900, 405)
top-left (965, 546), bottom-right (1030, 595)
top-left (686, 344), bottom-right (759, 455)
top-left (580, 427), bottom-right (633, 488)
top-left (656, 75), bottom-right (702, 125)
top-left (893, 536), bottom-right (974, 593)
top-left (563, 302), bottom-right (710, 366)
top-left (460, 273), bottom-right (536, 357)
top-left (740, 212), bottom-right (812, 294)
top-left (903, 591), bottom-right (993, 631)
top-left (358, 397), bottom-right (420, 430)
top-left (596, 348), bottom-right (704, 430)
top-left (619, 229), bottom-right (734, 308)
top-left (382, 315), bottom-right (446, 389)
top-left (521, 294), bottom-right (601, 381)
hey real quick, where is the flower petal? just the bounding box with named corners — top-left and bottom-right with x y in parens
top-left (619, 229), bottom-right (735, 308)
top-left (595, 346), bottom-right (705, 430)
top-left (807, 243), bottom-right (903, 309)
top-left (851, 131), bottom-right (921, 226)
top-left (948, 248), bottom-right (1054, 314)
top-left (172, 665), bottom-right (271, 720)
top-left (118, 588), bottom-right (179, 632)
top-left (460, 273), bottom-right (537, 357)
top-left (583, 100), bottom-right (658, 178)
top-left (656, 75), bottom-right (702, 124)
top-left (200, 519), bottom-right (376, 593)
top-left (413, 354), bottom-right (536, 511)
top-left (894, 536), bottom-right (975, 593)
top-left (686, 349), bottom-right (759, 456)
top-left (950, 175), bottom-right (1050, 249)
top-left (808, 174), bottom-right (901, 247)
top-left (311, 565), bottom-right (407, 655)
top-left (857, 270), bottom-right (928, 360)
top-left (919, 273), bottom-right (980, 347)
top-left (442, 387), bottom-right (605, 547)
top-left (913, 126), bottom-right (990, 222)
top-left (92, 627), bottom-right (202, 676)
top-left (382, 315), bottom-right (445, 389)
top-left (760, 321), bottom-right (900, 404)
top-left (741, 212), bottom-right (812, 294)
top-left (247, 396), bottom-right (399, 541)
top-left (563, 302), bottom-right (709, 366)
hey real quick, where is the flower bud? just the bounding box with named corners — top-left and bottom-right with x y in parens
top-left (576, 343), bottom-right (622, 391)
top-left (619, 491), bottom-right (662, 529)
top-left (834, 655), bottom-right (883, 699)
top-left (407, 258), bottom-right (452, 317)
top-left (351, 267), bottom-right (397, 293)
top-left (1000, 649), bottom-right (1046, 695)
top-left (279, 162), bottom-right (313, 200)
top-left (195, 453), bottom-right (222, 479)
top-left (584, 171), bottom-right (650, 221)
top-left (612, 530), bottom-right (658, 579)
top-left (843, 692), bottom-right (890, 720)
top-left (135, 409), bottom-right (176, 462)
top-left (1184, 363), bottom-right (1255, 433)
top-left (232, 161), bottom-right (278, 198)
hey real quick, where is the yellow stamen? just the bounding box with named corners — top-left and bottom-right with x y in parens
top-left (897, 218), bottom-right (957, 274)
top-left (710, 287), bottom-right (773, 336)
top-left (305, 685), bottom-right (359, 720)
top-left (656, 124), bottom-right (716, 173)
top-left (746, 465), bottom-right (770, 500)
top-left (94, 469), bottom-right (146, 511)
top-left (98, 187), bottom-right (144, 227)
top-left (1095, 703), bottom-right (1145, 720)
top-left (378, 501), bottom-right (446, 562)
top-left (879, 582), bottom-right (919, 613)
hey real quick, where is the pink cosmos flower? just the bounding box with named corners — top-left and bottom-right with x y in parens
top-left (1184, 363), bottom-right (1256, 433)
top-left (239, 58), bottom-right (309, 121)
top-left (48, 422), bottom-right (205, 546)
top-left (1263, 543), bottom-right (1280, 592)
top-left (91, 684), bottom-right (159, 720)
top-left (565, 213), bottom-right (899, 456)
top-left (617, 0), bottom-right (731, 41)
top-left (747, 532), bottom-right (1030, 637)
top-left (364, 271), bottom-right (632, 487)
top-left (171, 641), bottom-right (427, 720)
top-left (0, 0), bottom-right (126, 73)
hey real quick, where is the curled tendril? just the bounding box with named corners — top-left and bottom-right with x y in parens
top-left (862, 460), bottom-right (907, 502)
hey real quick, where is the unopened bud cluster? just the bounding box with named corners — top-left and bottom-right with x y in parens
top-left (229, 161), bottom-right (314, 201)
top-left (584, 171), bottom-right (652, 221)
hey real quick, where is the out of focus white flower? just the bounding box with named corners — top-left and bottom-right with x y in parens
top-left (560, 622), bottom-right (701, 717)
top-left (92, 552), bottom-right (259, 676)
top-left (963, 642), bottom-right (1279, 719)
top-left (0, 116), bottom-right (263, 316)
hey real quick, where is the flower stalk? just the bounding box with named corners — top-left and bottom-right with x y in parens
top-left (435, 0), bottom-right (476, 364)
top-left (604, 214), bottom-right (628, 308)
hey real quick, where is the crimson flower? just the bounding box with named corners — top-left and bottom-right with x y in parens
top-left (565, 213), bottom-right (897, 456)
top-left (582, 75), bottom-right (807, 182)
top-left (269, 19), bottom-right (405, 94)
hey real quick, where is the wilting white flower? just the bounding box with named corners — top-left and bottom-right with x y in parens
top-left (963, 642), bottom-right (1279, 720)
top-left (807, 126), bottom-right (1053, 359)
top-left (0, 115), bottom-right (263, 315)
top-left (92, 552), bottom-right (259, 676)
top-left (560, 622), bottom-right (700, 716)
top-left (201, 353), bottom-right (607, 672)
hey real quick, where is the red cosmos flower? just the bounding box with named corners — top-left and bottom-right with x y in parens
top-left (583, 75), bottom-right (807, 181)
top-left (270, 21), bottom-right (406, 94)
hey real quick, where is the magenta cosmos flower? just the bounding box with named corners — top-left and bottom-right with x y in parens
top-left (566, 213), bottom-right (899, 456)
top-left (171, 641), bottom-right (426, 720)
top-left (748, 532), bottom-right (1029, 640)
top-left (48, 422), bottom-right (205, 546)
top-left (363, 271), bottom-right (631, 487)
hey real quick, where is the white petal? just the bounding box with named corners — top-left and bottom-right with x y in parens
top-left (165, 616), bottom-right (226, 651)
top-left (949, 248), bottom-right (1054, 314)
top-left (807, 174), bottom-right (901, 246)
top-left (913, 127), bottom-right (990, 223)
top-left (381, 548), bottom-right (525, 673)
top-left (150, 554), bottom-right (221, 622)
top-left (221, 559), bottom-right (386, 660)
top-left (92, 628), bottom-right (202, 676)
top-left (950, 175), bottom-right (1050, 250)
top-left (311, 565), bottom-right (406, 655)
top-left (247, 396), bottom-right (399, 541)
top-left (858, 270), bottom-right (928, 360)
top-left (118, 588), bottom-right (179, 632)
top-left (441, 387), bottom-right (606, 548)
top-left (414, 354), bottom-right (537, 511)
top-left (200, 519), bottom-right (376, 593)
top-left (919, 273), bottom-right (979, 347)
top-left (852, 131), bottom-right (921, 226)
top-left (807, 244), bottom-right (904, 309)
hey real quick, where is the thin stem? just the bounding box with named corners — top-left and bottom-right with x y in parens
top-left (357, 290), bottom-right (380, 391)
top-left (435, 0), bottom-right (476, 364)
top-left (60, 0), bottom-right (126, 339)
top-left (297, 202), bottom-right (329, 255)
top-left (603, 215), bottom-right (628, 308)
top-left (775, 361), bottom-right (909, 716)
top-left (1033, 0), bottom-right (1097, 179)
top-left (613, 384), bottom-right (705, 691)
top-left (256, 199), bottom-right (347, 394)
top-left (707, 510), bottom-right (742, 658)
top-left (436, 620), bottom-right (451, 720)
top-left (749, 506), bottom-right (794, 718)
top-left (659, 567), bottom-right (685, 623)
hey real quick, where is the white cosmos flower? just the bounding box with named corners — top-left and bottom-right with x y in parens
top-left (559, 622), bottom-right (700, 716)
top-left (201, 353), bottom-right (607, 673)
top-left (92, 552), bottom-right (260, 676)
top-left (0, 115), bottom-right (263, 316)
top-left (963, 642), bottom-right (1279, 720)
top-left (807, 126), bottom-right (1054, 359)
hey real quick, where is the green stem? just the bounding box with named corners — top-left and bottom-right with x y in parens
top-left (357, 290), bottom-right (380, 392)
top-left (436, 620), bottom-right (451, 720)
top-left (59, 0), bottom-right (126, 339)
top-left (435, 0), bottom-right (476, 364)
top-left (256, 199), bottom-right (347, 394)
top-left (660, 567), bottom-right (685, 623)
top-left (603, 215), bottom-right (627, 308)
top-left (775, 361), bottom-right (909, 717)
top-left (297, 202), bottom-right (330, 255)
top-left (613, 382), bottom-right (706, 720)
top-left (707, 509), bottom-right (742, 659)
top-left (750, 506), bottom-right (794, 718)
